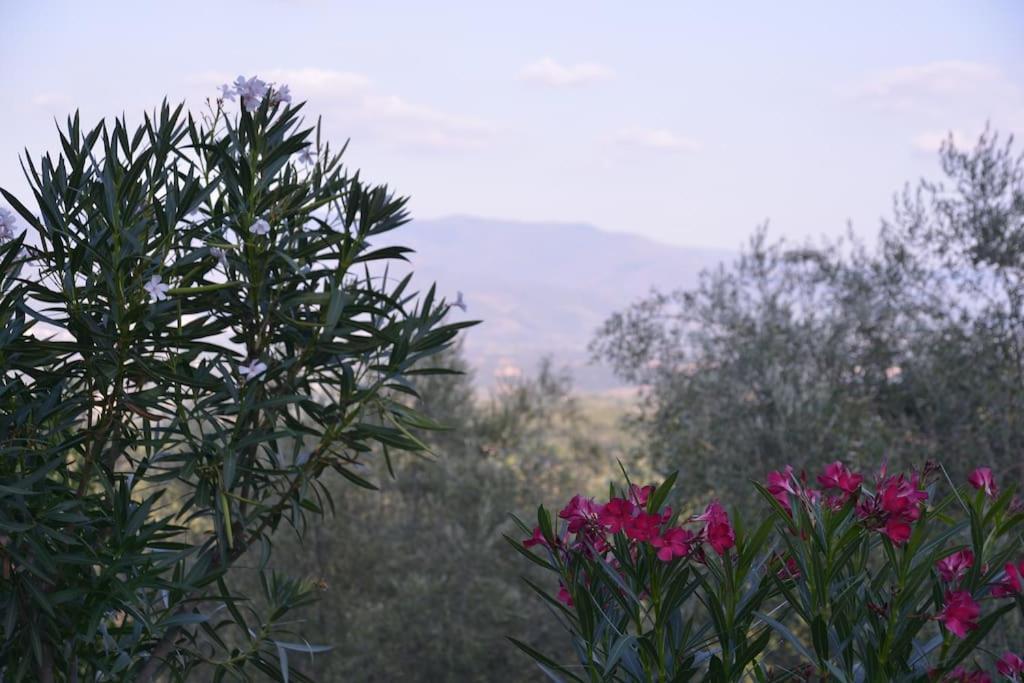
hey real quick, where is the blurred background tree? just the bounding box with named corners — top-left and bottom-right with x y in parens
top-left (243, 345), bottom-right (636, 681)
top-left (592, 130), bottom-right (1023, 514)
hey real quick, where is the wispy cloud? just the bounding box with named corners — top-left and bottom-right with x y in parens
top-left (615, 127), bottom-right (700, 153)
top-left (846, 60), bottom-right (1005, 111)
top-left (263, 68), bottom-right (370, 97)
top-left (844, 61), bottom-right (1024, 154)
top-left (354, 93), bottom-right (495, 151)
top-left (30, 92), bottom-right (73, 109)
top-left (190, 68), bottom-right (495, 151)
top-left (517, 57), bottom-right (615, 87)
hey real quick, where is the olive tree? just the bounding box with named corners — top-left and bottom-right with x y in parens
top-left (592, 130), bottom-right (1024, 511)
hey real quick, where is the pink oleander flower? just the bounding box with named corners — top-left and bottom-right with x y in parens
top-left (992, 560), bottom-right (1023, 598)
top-left (625, 512), bottom-right (662, 542)
top-left (879, 473), bottom-right (928, 519)
top-left (629, 484), bottom-right (655, 506)
top-left (766, 465), bottom-right (799, 512)
top-left (522, 526), bottom-right (548, 549)
top-left (997, 652), bottom-right (1024, 680)
top-left (936, 549), bottom-right (974, 584)
top-left (857, 470), bottom-right (928, 545)
top-left (968, 467), bottom-right (998, 498)
top-left (818, 461), bottom-right (864, 494)
top-left (698, 501), bottom-right (735, 555)
top-left (938, 590), bottom-right (980, 638)
top-left (556, 583), bottom-right (573, 607)
top-left (600, 498), bottom-right (636, 534)
top-left (659, 505), bottom-right (673, 524)
top-left (650, 527), bottom-right (694, 562)
top-left (559, 495), bottom-right (600, 533)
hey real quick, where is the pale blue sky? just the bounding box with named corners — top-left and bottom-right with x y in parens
top-left (2, 1), bottom-right (1022, 248)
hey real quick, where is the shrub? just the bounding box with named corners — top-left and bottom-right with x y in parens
top-left (0, 77), bottom-right (468, 680)
top-left (512, 462), bottom-right (1024, 681)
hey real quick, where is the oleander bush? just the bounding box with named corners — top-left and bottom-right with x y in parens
top-left (0, 77), bottom-right (470, 680)
top-left (513, 462), bottom-right (1024, 681)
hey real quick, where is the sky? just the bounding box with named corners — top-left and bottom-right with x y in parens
top-left (1, 1), bottom-right (1022, 249)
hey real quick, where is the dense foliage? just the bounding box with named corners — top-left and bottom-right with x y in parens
top-left (515, 462), bottom-right (1024, 681)
top-left (0, 80), bottom-right (469, 680)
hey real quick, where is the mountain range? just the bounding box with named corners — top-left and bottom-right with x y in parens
top-left (393, 216), bottom-right (732, 391)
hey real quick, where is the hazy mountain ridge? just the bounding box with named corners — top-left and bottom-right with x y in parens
top-left (395, 215), bottom-right (732, 390)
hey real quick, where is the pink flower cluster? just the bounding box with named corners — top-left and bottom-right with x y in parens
top-left (766, 461), bottom-right (932, 544)
top-left (935, 651), bottom-right (1024, 682)
top-left (766, 461), bottom-right (865, 513)
top-left (523, 483), bottom-right (736, 604)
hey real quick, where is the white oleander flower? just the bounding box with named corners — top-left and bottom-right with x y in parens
top-left (210, 246), bottom-right (228, 268)
top-left (271, 84), bottom-right (292, 105)
top-left (240, 359), bottom-right (268, 380)
top-left (298, 146), bottom-right (315, 164)
top-left (144, 274), bottom-right (170, 302)
top-left (0, 207), bottom-right (17, 241)
top-left (250, 218), bottom-right (270, 236)
top-left (452, 291), bottom-right (467, 311)
top-left (238, 76), bottom-right (269, 110)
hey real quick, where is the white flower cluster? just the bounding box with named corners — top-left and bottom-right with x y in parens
top-left (0, 207), bottom-right (17, 242)
top-left (219, 75), bottom-right (292, 111)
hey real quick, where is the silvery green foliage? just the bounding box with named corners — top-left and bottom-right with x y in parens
top-left (591, 130), bottom-right (1024, 517)
top-left (0, 90), bottom-right (470, 680)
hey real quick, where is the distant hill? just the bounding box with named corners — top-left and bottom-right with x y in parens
top-left (391, 216), bottom-right (732, 391)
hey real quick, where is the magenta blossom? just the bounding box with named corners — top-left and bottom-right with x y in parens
top-left (625, 512), bottom-right (663, 542)
top-left (936, 549), bottom-right (974, 584)
top-left (523, 526), bottom-right (549, 549)
top-left (600, 498), bottom-right (636, 534)
top-left (968, 467), bottom-right (998, 498)
top-left (857, 471), bottom-right (928, 545)
top-left (817, 461), bottom-right (864, 494)
top-left (697, 501), bottom-right (735, 555)
top-left (997, 652), bottom-right (1024, 680)
top-left (938, 590), bottom-right (980, 638)
top-left (556, 583), bottom-right (573, 607)
top-left (559, 495), bottom-right (600, 533)
top-left (766, 465), bottom-right (799, 512)
top-left (992, 560), bottom-right (1023, 598)
top-left (629, 484), bottom-right (655, 507)
top-left (650, 528), bottom-right (695, 562)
